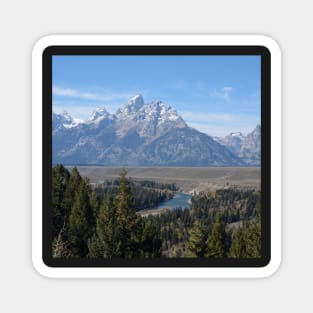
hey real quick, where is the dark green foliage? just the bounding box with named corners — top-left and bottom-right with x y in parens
top-left (229, 226), bottom-right (246, 258)
top-left (206, 213), bottom-right (226, 257)
top-left (187, 220), bottom-right (208, 257)
top-left (114, 170), bottom-right (142, 258)
top-left (52, 164), bottom-right (70, 237)
top-left (94, 178), bottom-right (174, 211)
top-left (89, 190), bottom-right (100, 229)
top-left (88, 170), bottom-right (162, 258)
top-left (60, 166), bottom-right (83, 234)
top-left (141, 220), bottom-right (162, 257)
top-left (229, 222), bottom-right (261, 258)
top-left (52, 164), bottom-right (261, 259)
top-left (68, 180), bottom-right (92, 256)
top-left (88, 196), bottom-right (120, 258)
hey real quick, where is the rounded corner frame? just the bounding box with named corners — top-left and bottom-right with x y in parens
top-left (32, 34), bottom-right (281, 278)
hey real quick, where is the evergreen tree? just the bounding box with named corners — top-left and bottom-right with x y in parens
top-left (61, 166), bottom-right (82, 226)
top-left (51, 164), bottom-right (70, 237)
top-left (229, 220), bottom-right (261, 258)
top-left (89, 189), bottom-right (100, 220)
top-left (187, 219), bottom-right (207, 257)
top-left (229, 226), bottom-right (246, 258)
top-left (68, 181), bottom-right (91, 257)
top-left (141, 219), bottom-right (162, 257)
top-left (88, 196), bottom-right (120, 258)
top-left (206, 213), bottom-right (226, 257)
top-left (245, 220), bottom-right (261, 257)
top-left (114, 169), bottom-right (141, 258)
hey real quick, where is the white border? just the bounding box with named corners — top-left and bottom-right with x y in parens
top-left (32, 35), bottom-right (281, 278)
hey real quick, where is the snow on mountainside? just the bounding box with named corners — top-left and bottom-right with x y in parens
top-left (214, 125), bottom-right (261, 166)
top-left (214, 132), bottom-right (245, 155)
top-left (115, 95), bottom-right (187, 138)
top-left (52, 111), bottom-right (83, 129)
top-left (52, 94), bottom-right (245, 166)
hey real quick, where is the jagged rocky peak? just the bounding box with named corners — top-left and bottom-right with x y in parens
top-left (254, 124), bottom-right (261, 133)
top-left (88, 106), bottom-right (110, 121)
top-left (143, 100), bottom-right (182, 123)
top-left (214, 125), bottom-right (261, 166)
top-left (52, 111), bottom-right (84, 129)
top-left (128, 93), bottom-right (144, 110)
top-left (52, 94), bottom-right (246, 166)
top-left (61, 110), bottom-right (74, 123)
top-left (119, 94), bottom-right (145, 114)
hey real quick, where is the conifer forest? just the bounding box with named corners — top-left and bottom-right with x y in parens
top-left (52, 165), bottom-right (261, 259)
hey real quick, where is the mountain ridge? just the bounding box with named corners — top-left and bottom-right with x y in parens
top-left (214, 125), bottom-right (261, 166)
top-left (52, 94), bottom-right (258, 166)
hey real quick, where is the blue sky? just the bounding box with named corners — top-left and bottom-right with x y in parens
top-left (52, 55), bottom-right (260, 136)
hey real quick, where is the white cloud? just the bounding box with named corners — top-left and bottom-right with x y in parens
top-left (209, 86), bottom-right (234, 102)
top-left (53, 87), bottom-right (77, 97)
top-left (222, 86), bottom-right (233, 92)
top-left (53, 86), bottom-right (137, 102)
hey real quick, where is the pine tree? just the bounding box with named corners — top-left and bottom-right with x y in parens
top-left (229, 221), bottom-right (261, 258)
top-left (89, 189), bottom-right (100, 221)
top-left (114, 169), bottom-right (141, 258)
top-left (230, 204), bottom-right (261, 258)
top-left (68, 181), bottom-right (91, 257)
top-left (229, 226), bottom-right (246, 258)
top-left (206, 213), bottom-right (226, 257)
top-left (187, 219), bottom-right (207, 257)
top-left (51, 164), bottom-right (70, 237)
top-left (62, 166), bottom-right (82, 224)
top-left (88, 196), bottom-right (120, 258)
top-left (245, 220), bottom-right (261, 257)
top-left (141, 219), bottom-right (162, 257)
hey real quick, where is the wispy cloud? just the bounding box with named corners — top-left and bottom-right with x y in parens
top-left (52, 85), bottom-right (145, 118)
top-left (53, 101), bottom-right (125, 119)
top-left (209, 86), bottom-right (234, 102)
top-left (181, 110), bottom-right (259, 136)
top-left (53, 86), bottom-right (137, 103)
top-left (53, 104), bottom-right (99, 119)
top-left (164, 79), bottom-right (188, 90)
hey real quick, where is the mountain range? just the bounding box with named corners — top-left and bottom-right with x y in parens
top-left (52, 94), bottom-right (260, 166)
top-left (213, 125), bottom-right (261, 166)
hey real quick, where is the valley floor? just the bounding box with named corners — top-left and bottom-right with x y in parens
top-left (74, 166), bottom-right (261, 193)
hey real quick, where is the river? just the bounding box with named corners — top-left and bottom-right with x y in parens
top-left (156, 192), bottom-right (192, 210)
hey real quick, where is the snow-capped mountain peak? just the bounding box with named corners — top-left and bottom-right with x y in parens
top-left (62, 110), bottom-right (73, 123)
top-left (215, 125), bottom-right (261, 166)
top-left (52, 94), bottom-right (246, 166)
top-left (128, 94), bottom-right (144, 109)
top-left (52, 111), bottom-right (83, 129)
top-left (115, 94), bottom-right (145, 120)
top-left (121, 94), bottom-right (145, 113)
top-left (88, 107), bottom-right (109, 121)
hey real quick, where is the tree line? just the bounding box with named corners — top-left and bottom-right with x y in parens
top-left (52, 165), bottom-right (261, 258)
top-left (52, 165), bottom-right (162, 258)
top-left (93, 178), bottom-right (175, 211)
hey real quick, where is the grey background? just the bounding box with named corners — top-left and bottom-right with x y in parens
top-left (0, 0), bottom-right (310, 311)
